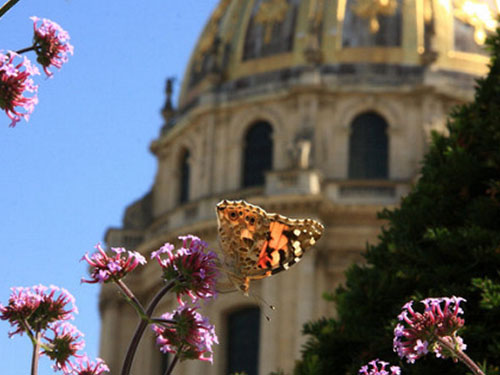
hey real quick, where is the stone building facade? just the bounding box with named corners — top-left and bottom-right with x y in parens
top-left (100, 0), bottom-right (496, 374)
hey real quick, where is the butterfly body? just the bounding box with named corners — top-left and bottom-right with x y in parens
top-left (216, 199), bottom-right (324, 294)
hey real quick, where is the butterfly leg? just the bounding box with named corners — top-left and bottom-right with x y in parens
top-left (215, 280), bottom-right (239, 294)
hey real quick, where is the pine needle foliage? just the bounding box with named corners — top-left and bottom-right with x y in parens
top-left (294, 27), bottom-right (500, 375)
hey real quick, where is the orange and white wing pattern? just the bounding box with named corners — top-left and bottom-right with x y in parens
top-left (216, 199), bottom-right (323, 293)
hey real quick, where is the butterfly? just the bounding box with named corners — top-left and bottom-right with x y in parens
top-left (216, 199), bottom-right (324, 294)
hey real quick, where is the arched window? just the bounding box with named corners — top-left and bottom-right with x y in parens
top-left (179, 149), bottom-right (190, 204)
top-left (227, 307), bottom-right (261, 375)
top-left (243, 121), bottom-right (273, 187)
top-left (348, 112), bottom-right (388, 179)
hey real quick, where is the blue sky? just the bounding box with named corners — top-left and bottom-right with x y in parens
top-left (0, 1), bottom-right (218, 373)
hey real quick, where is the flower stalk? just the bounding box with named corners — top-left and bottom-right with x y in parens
top-left (0, 0), bottom-right (20, 18)
top-left (436, 337), bottom-right (485, 375)
top-left (15, 46), bottom-right (36, 55)
top-left (165, 353), bottom-right (180, 375)
top-left (120, 280), bottom-right (176, 375)
top-left (31, 331), bottom-right (41, 375)
top-left (115, 279), bottom-right (147, 319)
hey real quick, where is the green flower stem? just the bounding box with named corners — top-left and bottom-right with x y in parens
top-left (15, 45), bottom-right (36, 55)
top-left (150, 317), bottom-right (177, 325)
top-left (164, 353), bottom-right (180, 375)
top-left (19, 319), bottom-right (36, 345)
top-left (21, 321), bottom-right (56, 366)
top-left (0, 0), bottom-right (20, 18)
top-left (121, 280), bottom-right (176, 375)
top-left (31, 331), bottom-right (41, 375)
top-left (437, 337), bottom-right (485, 375)
top-left (115, 279), bottom-right (147, 319)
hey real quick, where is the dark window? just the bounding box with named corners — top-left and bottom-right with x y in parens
top-left (243, 122), bottom-right (273, 187)
top-left (348, 112), bottom-right (388, 179)
top-left (227, 307), bottom-right (261, 375)
top-left (179, 149), bottom-right (190, 203)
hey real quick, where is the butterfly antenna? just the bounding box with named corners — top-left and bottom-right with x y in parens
top-left (249, 292), bottom-right (276, 322)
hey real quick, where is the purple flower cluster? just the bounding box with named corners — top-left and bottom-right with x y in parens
top-left (393, 296), bottom-right (466, 363)
top-left (31, 16), bottom-right (74, 77)
top-left (1, 16), bottom-right (73, 127)
top-left (43, 321), bottom-right (85, 373)
top-left (0, 51), bottom-right (39, 127)
top-left (152, 305), bottom-right (218, 363)
top-left (0, 284), bottom-right (77, 336)
top-left (0, 284), bottom-right (106, 374)
top-left (359, 359), bottom-right (401, 375)
top-left (81, 243), bottom-right (147, 284)
top-left (68, 355), bottom-right (109, 375)
top-left (1, 233), bottom-right (220, 373)
top-left (151, 235), bottom-right (219, 305)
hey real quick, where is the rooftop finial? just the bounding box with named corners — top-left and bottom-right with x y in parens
top-left (162, 77), bottom-right (176, 122)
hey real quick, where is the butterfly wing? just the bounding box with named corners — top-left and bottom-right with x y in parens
top-left (216, 200), bottom-right (324, 293)
top-left (249, 214), bottom-right (324, 278)
top-left (216, 200), bottom-right (270, 268)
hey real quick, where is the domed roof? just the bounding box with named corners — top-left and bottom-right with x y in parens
top-left (178, 0), bottom-right (498, 108)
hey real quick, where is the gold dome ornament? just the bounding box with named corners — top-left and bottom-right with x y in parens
top-left (453, 0), bottom-right (497, 45)
top-left (255, 0), bottom-right (290, 43)
top-left (351, 0), bottom-right (398, 33)
top-left (192, 0), bottom-right (232, 71)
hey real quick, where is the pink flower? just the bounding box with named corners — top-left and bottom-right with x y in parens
top-left (43, 321), bottom-right (85, 373)
top-left (81, 243), bottom-right (146, 284)
top-left (393, 296), bottom-right (466, 363)
top-left (0, 51), bottom-right (39, 127)
top-left (151, 235), bottom-right (219, 305)
top-left (152, 305), bottom-right (218, 363)
top-left (66, 355), bottom-right (109, 375)
top-left (0, 284), bottom-right (77, 337)
top-left (359, 359), bottom-right (401, 375)
top-left (30, 16), bottom-right (74, 77)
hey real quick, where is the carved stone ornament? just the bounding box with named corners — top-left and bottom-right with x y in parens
top-left (420, 0), bottom-right (438, 65)
top-left (288, 128), bottom-right (314, 169)
top-left (307, 0), bottom-right (324, 27)
top-left (255, 0), bottom-right (290, 44)
top-left (423, 0), bottom-right (434, 23)
top-left (453, 0), bottom-right (497, 45)
top-left (351, 0), bottom-right (398, 33)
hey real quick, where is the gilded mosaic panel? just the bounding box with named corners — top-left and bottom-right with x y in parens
top-left (342, 0), bottom-right (403, 47)
top-left (242, 0), bottom-right (301, 60)
top-left (453, 0), bottom-right (498, 55)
